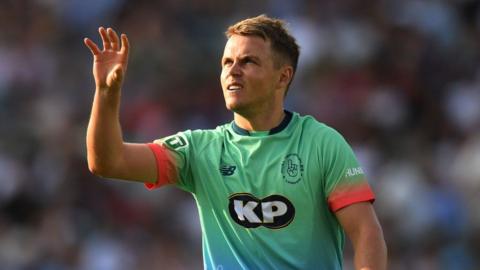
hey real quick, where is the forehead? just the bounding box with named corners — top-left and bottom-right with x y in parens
top-left (223, 34), bottom-right (272, 58)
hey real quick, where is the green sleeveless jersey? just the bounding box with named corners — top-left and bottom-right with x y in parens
top-left (146, 111), bottom-right (375, 269)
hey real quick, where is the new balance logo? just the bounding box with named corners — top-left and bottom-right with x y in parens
top-left (220, 164), bottom-right (236, 176)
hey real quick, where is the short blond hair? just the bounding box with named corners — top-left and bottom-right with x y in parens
top-left (225, 14), bottom-right (300, 74)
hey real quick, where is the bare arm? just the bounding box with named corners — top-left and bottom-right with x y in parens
top-left (336, 202), bottom-right (387, 270)
top-left (84, 27), bottom-right (156, 183)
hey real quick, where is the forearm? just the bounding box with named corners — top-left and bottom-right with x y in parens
top-left (353, 226), bottom-right (387, 270)
top-left (87, 87), bottom-right (124, 176)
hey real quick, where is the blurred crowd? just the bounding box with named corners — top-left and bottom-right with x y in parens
top-left (1, 0), bottom-right (480, 269)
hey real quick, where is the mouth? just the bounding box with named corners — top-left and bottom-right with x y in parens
top-left (226, 83), bottom-right (243, 92)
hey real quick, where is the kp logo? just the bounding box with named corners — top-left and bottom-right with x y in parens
top-left (228, 193), bottom-right (295, 229)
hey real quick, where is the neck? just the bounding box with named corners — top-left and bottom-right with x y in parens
top-left (233, 106), bottom-right (285, 131)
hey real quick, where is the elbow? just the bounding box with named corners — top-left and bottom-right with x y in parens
top-left (88, 161), bottom-right (105, 177)
top-left (87, 159), bottom-right (116, 178)
top-left (86, 148), bottom-right (124, 178)
top-left (88, 163), bottom-right (103, 177)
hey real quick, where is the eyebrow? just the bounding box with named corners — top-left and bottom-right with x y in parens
top-left (222, 54), bottom-right (262, 63)
top-left (239, 54), bottom-right (261, 61)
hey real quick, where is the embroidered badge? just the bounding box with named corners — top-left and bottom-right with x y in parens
top-left (281, 154), bottom-right (304, 184)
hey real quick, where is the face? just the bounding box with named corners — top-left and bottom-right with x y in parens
top-left (220, 35), bottom-right (290, 115)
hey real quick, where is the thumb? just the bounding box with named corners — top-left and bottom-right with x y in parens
top-left (112, 64), bottom-right (123, 82)
top-left (107, 64), bottom-right (124, 87)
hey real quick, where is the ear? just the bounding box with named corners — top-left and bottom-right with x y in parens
top-left (278, 65), bottom-right (294, 91)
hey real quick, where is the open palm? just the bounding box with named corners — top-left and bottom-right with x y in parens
top-left (84, 27), bottom-right (130, 90)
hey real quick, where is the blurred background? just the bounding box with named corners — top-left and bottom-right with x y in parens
top-left (1, 0), bottom-right (480, 269)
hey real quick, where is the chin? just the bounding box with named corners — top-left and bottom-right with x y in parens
top-left (225, 102), bottom-right (238, 112)
top-left (225, 101), bottom-right (245, 113)
top-left (224, 97), bottom-right (238, 110)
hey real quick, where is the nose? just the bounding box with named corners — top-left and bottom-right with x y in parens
top-left (228, 61), bottom-right (242, 77)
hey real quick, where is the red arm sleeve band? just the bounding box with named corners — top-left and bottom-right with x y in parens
top-left (145, 143), bottom-right (176, 190)
top-left (328, 184), bottom-right (376, 212)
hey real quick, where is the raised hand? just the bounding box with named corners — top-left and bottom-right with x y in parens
top-left (84, 27), bottom-right (129, 91)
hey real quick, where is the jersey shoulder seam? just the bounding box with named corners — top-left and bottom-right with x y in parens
top-left (189, 125), bottom-right (228, 154)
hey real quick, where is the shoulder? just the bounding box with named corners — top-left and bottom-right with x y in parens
top-left (153, 124), bottom-right (229, 152)
top-left (183, 124), bottom-right (230, 152)
top-left (164, 123), bottom-right (229, 141)
top-left (189, 123), bottom-right (229, 141)
top-left (295, 113), bottom-right (346, 144)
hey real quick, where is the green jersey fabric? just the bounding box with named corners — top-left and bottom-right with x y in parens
top-left (146, 111), bottom-right (375, 269)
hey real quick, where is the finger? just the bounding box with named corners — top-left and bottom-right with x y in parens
top-left (84, 38), bottom-right (101, 55)
top-left (120, 34), bottom-right (130, 57)
top-left (99, 26), bottom-right (111, 50)
top-left (108, 28), bottom-right (120, 51)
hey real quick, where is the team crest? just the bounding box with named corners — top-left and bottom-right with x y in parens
top-left (281, 154), bottom-right (304, 184)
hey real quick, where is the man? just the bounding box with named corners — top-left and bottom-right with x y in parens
top-left (84, 15), bottom-right (387, 269)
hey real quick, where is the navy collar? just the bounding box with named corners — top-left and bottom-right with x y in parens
top-left (232, 110), bottom-right (293, 136)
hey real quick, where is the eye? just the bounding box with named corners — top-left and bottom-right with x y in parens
top-left (222, 58), bottom-right (233, 67)
top-left (243, 57), bottom-right (259, 65)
